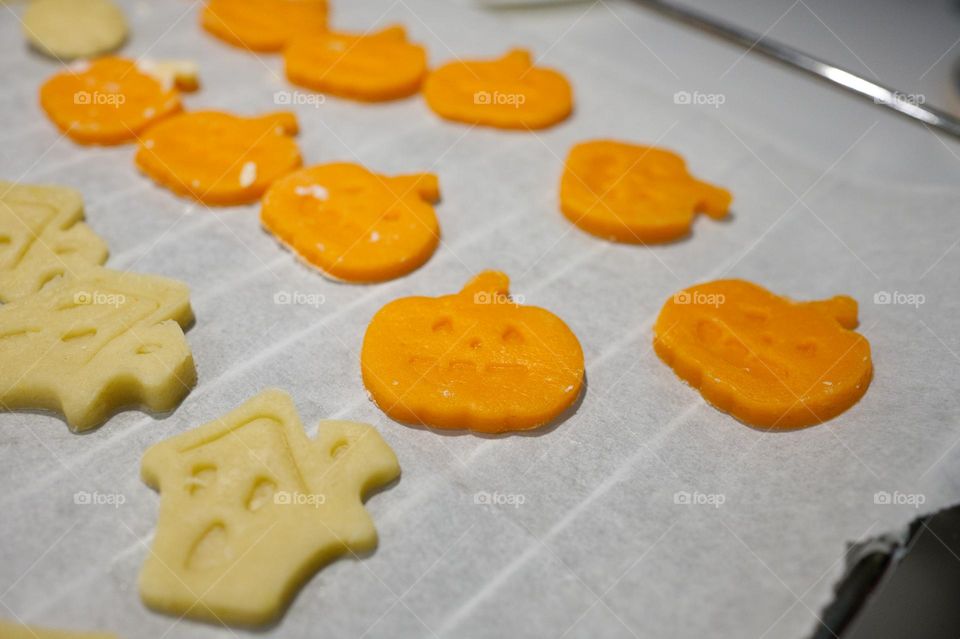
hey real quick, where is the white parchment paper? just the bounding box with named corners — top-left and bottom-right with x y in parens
top-left (1, 1), bottom-right (959, 638)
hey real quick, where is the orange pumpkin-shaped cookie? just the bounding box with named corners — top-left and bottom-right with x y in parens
top-left (654, 280), bottom-right (872, 429)
top-left (361, 271), bottom-right (584, 433)
top-left (135, 111), bottom-right (301, 206)
top-left (39, 57), bottom-right (183, 146)
top-left (261, 163), bottom-right (440, 283)
top-left (201, 0), bottom-right (328, 52)
top-left (285, 26), bottom-right (427, 102)
top-left (560, 140), bottom-right (732, 243)
top-left (423, 49), bottom-right (573, 130)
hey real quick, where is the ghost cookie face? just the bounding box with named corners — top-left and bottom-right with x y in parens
top-left (261, 163), bottom-right (440, 283)
top-left (654, 280), bottom-right (872, 429)
top-left (139, 389), bottom-right (400, 626)
top-left (285, 26), bottom-right (427, 102)
top-left (361, 271), bottom-right (585, 433)
top-left (135, 111), bottom-right (301, 205)
top-left (423, 49), bottom-right (573, 130)
top-left (40, 57), bottom-right (184, 146)
top-left (560, 140), bottom-right (732, 244)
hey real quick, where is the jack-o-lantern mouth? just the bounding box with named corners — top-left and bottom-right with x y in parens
top-left (361, 271), bottom-right (585, 434)
top-left (653, 279), bottom-right (872, 429)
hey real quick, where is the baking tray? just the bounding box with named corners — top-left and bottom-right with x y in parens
top-left (1, 1), bottom-right (959, 637)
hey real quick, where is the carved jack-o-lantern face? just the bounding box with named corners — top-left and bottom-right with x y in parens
top-left (40, 57), bottom-right (183, 146)
top-left (560, 140), bottom-right (731, 243)
top-left (135, 111), bottom-right (301, 205)
top-left (261, 163), bottom-right (440, 283)
top-left (201, 0), bottom-right (328, 52)
top-left (423, 49), bottom-right (573, 130)
top-left (361, 271), bottom-right (585, 433)
top-left (285, 26), bottom-right (427, 102)
top-left (654, 279), bottom-right (872, 429)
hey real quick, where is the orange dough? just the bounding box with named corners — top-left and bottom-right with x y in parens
top-left (39, 57), bottom-right (182, 146)
top-left (423, 49), bottom-right (573, 130)
top-left (361, 271), bottom-right (585, 433)
top-left (285, 26), bottom-right (427, 102)
top-left (201, 0), bottom-right (328, 52)
top-left (135, 111), bottom-right (301, 206)
top-left (261, 163), bottom-right (440, 283)
top-left (653, 280), bottom-right (872, 429)
top-left (560, 140), bottom-right (732, 243)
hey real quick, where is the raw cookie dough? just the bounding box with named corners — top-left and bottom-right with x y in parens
top-left (653, 279), bottom-right (873, 429)
top-left (201, 0), bottom-right (328, 52)
top-left (285, 26), bottom-right (427, 102)
top-left (0, 266), bottom-right (197, 431)
top-left (139, 389), bottom-right (400, 626)
top-left (261, 163), bottom-right (440, 283)
top-left (361, 271), bottom-right (585, 433)
top-left (0, 620), bottom-right (117, 639)
top-left (0, 181), bottom-right (108, 303)
top-left (40, 57), bottom-right (183, 146)
top-left (135, 111), bottom-right (301, 205)
top-left (560, 140), bottom-right (732, 243)
top-left (22, 0), bottom-right (128, 60)
top-left (423, 49), bottom-right (573, 129)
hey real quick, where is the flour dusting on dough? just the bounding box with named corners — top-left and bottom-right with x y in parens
top-left (239, 162), bottom-right (257, 188)
top-left (294, 184), bottom-right (329, 200)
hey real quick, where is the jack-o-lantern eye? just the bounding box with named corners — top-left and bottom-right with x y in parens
top-left (261, 163), bottom-right (441, 283)
top-left (423, 48), bottom-right (574, 130)
top-left (202, 0), bottom-right (328, 52)
top-left (560, 140), bottom-right (732, 244)
top-left (653, 279), bottom-right (873, 429)
top-left (39, 57), bottom-right (186, 146)
top-left (135, 111), bottom-right (302, 206)
top-left (285, 26), bottom-right (428, 102)
top-left (360, 271), bottom-right (585, 434)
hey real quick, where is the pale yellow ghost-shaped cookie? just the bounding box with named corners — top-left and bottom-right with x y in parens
top-left (0, 181), bottom-right (108, 303)
top-left (0, 266), bottom-right (196, 431)
top-left (0, 619), bottom-right (117, 639)
top-left (139, 389), bottom-right (401, 626)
